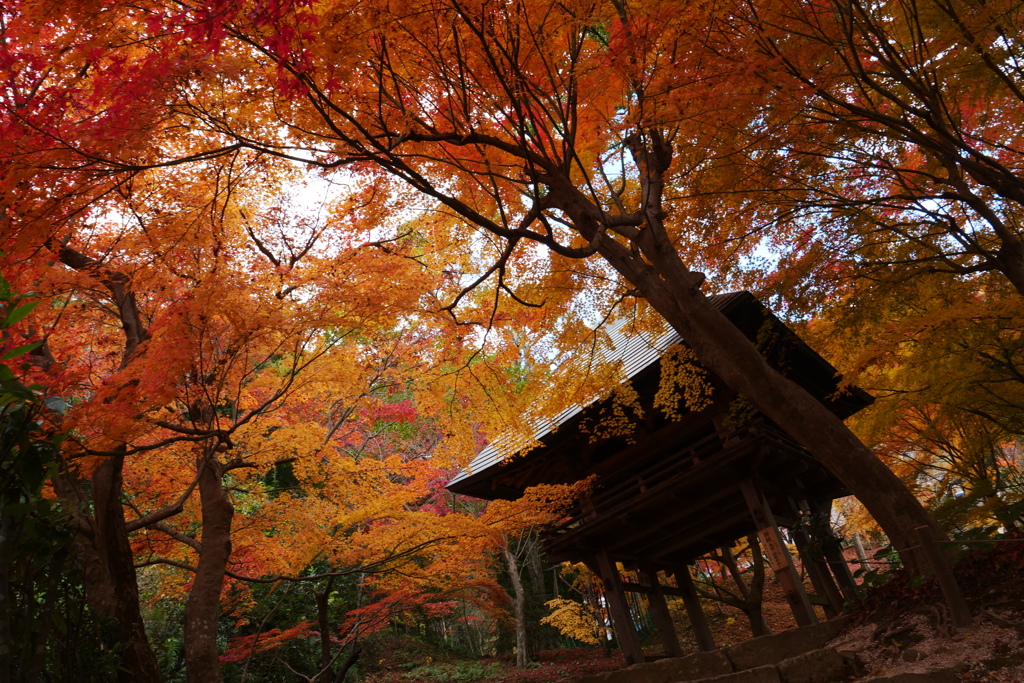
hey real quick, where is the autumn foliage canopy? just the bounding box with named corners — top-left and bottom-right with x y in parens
top-left (2, 0), bottom-right (1023, 679)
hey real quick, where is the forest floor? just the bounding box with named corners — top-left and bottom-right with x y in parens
top-left (362, 538), bottom-right (1024, 683)
top-left (834, 535), bottom-right (1024, 681)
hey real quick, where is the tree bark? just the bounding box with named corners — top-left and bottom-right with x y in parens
top-left (548, 142), bottom-right (945, 575)
top-left (720, 539), bottom-right (772, 637)
top-left (184, 452), bottom-right (234, 683)
top-left (526, 532), bottom-right (545, 601)
top-left (318, 576), bottom-right (336, 673)
top-left (52, 455), bottom-right (162, 683)
top-left (333, 645), bottom-right (361, 683)
top-left (501, 541), bottom-right (530, 668)
top-left (634, 266), bottom-right (936, 573)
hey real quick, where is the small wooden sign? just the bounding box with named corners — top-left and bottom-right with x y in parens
top-left (758, 527), bottom-right (790, 572)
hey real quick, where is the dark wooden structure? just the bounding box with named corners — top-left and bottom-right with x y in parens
top-left (447, 292), bottom-right (869, 664)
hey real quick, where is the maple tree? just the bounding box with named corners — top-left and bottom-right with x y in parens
top-left (800, 270), bottom-right (1024, 533)
top-left (727, 0), bottom-right (1024, 297)
top-left (0, 137), bottom-right (518, 681)
top-left (120, 0), bottom-right (960, 570)
top-left (5, 0), bottom-right (992, 575)
top-left (541, 562), bottom-right (614, 651)
top-left (690, 538), bottom-right (773, 639)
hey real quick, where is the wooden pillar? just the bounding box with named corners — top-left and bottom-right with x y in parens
top-left (809, 500), bottom-right (861, 602)
top-left (740, 479), bottom-right (817, 627)
top-left (823, 543), bottom-right (860, 602)
top-left (791, 530), bottom-right (842, 618)
top-left (639, 563), bottom-right (684, 658)
top-left (672, 565), bottom-right (716, 652)
top-left (590, 548), bottom-right (646, 665)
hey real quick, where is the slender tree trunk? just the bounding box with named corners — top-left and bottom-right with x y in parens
top-left (502, 541), bottom-right (530, 668)
top-left (525, 532), bottom-right (553, 651)
top-left (184, 453), bottom-right (233, 683)
top-left (852, 533), bottom-right (870, 574)
top-left (742, 536), bottom-right (771, 637)
top-left (318, 576), bottom-right (335, 672)
top-left (333, 645), bottom-right (361, 683)
top-left (526, 533), bottom-right (545, 600)
top-left (720, 539), bottom-right (771, 637)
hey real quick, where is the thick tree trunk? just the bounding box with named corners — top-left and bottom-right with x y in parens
top-left (652, 277), bottom-right (935, 573)
top-left (537, 132), bottom-right (946, 577)
top-left (51, 456), bottom-right (162, 683)
top-left (502, 542), bottom-right (530, 668)
top-left (184, 454), bottom-right (234, 683)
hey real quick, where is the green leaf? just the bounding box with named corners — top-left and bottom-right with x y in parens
top-left (1, 341), bottom-right (42, 360)
top-left (2, 301), bottom-right (39, 327)
top-left (2, 502), bottom-right (35, 517)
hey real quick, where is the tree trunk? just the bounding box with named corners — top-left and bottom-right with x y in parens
top-left (662, 278), bottom-right (935, 573)
top-left (720, 538), bottom-right (771, 637)
top-left (524, 532), bottom-right (555, 651)
top-left (333, 645), bottom-right (361, 683)
top-left (184, 453), bottom-right (234, 683)
top-left (743, 536), bottom-right (771, 637)
top-left (852, 533), bottom-right (870, 574)
top-left (51, 455), bottom-right (162, 683)
top-left (534, 132), bottom-right (947, 576)
top-left (580, 213), bottom-right (940, 574)
top-left (317, 576), bottom-right (335, 672)
top-left (502, 542), bottom-right (530, 668)
top-left (526, 532), bottom-right (545, 600)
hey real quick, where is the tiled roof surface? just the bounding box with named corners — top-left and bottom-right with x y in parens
top-left (448, 292), bottom-right (747, 487)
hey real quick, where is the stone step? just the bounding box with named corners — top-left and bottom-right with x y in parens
top-left (681, 648), bottom-right (852, 683)
top-left (564, 617), bottom-right (851, 683)
top-left (724, 617), bottom-right (849, 671)
top-left (566, 651), bottom-right (734, 683)
top-left (857, 668), bottom-right (961, 683)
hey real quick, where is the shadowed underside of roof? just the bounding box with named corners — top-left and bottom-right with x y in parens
top-left (447, 291), bottom-right (868, 496)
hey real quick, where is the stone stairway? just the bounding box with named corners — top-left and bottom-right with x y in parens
top-left (561, 618), bottom-right (851, 683)
top-left (559, 617), bottom-right (954, 683)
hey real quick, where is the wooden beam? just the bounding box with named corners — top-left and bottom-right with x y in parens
top-left (639, 563), bottom-right (684, 658)
top-left (620, 580), bottom-right (684, 597)
top-left (739, 479), bottom-right (817, 627)
top-left (672, 565), bottom-right (716, 652)
top-left (791, 528), bottom-right (843, 618)
top-left (590, 548), bottom-right (645, 665)
top-left (614, 486), bottom-right (743, 556)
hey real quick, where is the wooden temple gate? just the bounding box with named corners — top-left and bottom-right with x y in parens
top-left (447, 292), bottom-right (870, 664)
